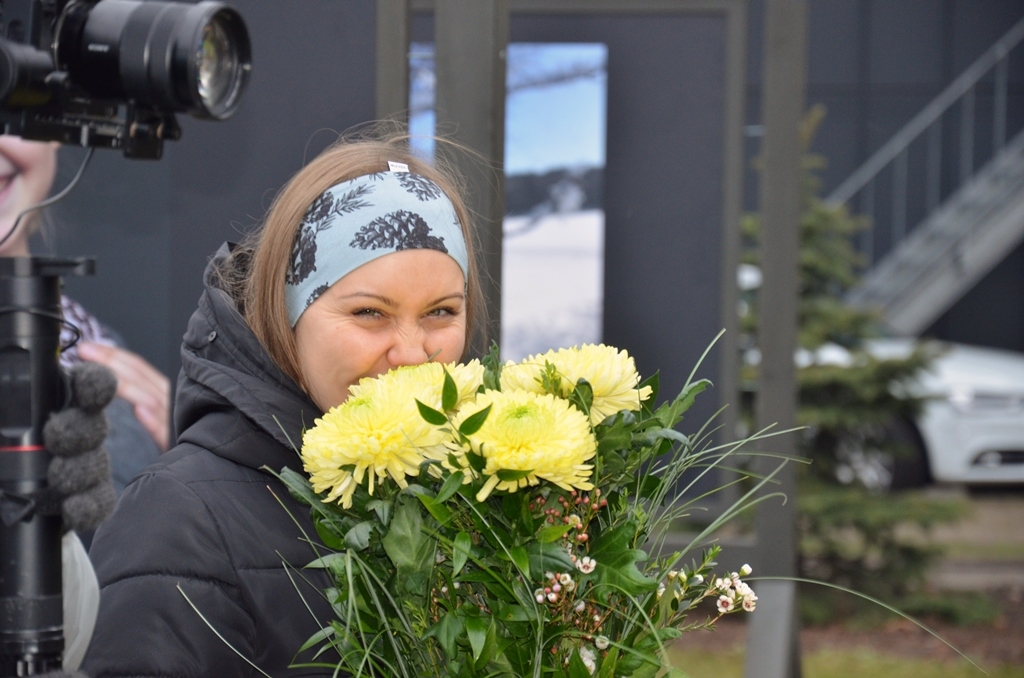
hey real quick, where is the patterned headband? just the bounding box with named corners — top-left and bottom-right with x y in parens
top-left (284, 167), bottom-right (470, 327)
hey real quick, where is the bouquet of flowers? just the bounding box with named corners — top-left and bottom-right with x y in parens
top-left (276, 342), bottom-right (767, 677)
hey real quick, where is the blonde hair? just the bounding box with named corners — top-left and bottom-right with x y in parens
top-left (221, 126), bottom-right (484, 390)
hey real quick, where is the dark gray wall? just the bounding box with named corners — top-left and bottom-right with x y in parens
top-left (745, 0), bottom-right (1024, 353)
top-left (45, 1), bottom-right (377, 379)
top-left (511, 13), bottom-right (729, 418)
top-left (410, 11), bottom-right (732, 419)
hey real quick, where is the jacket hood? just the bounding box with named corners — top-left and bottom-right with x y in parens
top-left (174, 243), bottom-right (322, 474)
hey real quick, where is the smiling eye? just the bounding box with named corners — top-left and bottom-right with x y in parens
top-left (353, 308), bottom-right (384, 318)
top-left (426, 306), bottom-right (458, 317)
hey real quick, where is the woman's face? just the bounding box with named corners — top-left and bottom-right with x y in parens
top-left (0, 136), bottom-right (58, 256)
top-left (294, 249), bottom-right (468, 411)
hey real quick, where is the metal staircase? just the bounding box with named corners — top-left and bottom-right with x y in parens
top-left (828, 18), bottom-right (1024, 336)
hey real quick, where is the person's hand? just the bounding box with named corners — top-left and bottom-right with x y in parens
top-left (77, 342), bottom-right (170, 452)
top-left (44, 362), bottom-right (117, 533)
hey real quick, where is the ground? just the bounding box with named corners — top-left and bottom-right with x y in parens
top-left (680, 587), bottom-right (1023, 667)
top-left (675, 488), bottom-right (1024, 668)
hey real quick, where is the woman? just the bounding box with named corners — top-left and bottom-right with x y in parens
top-left (0, 136), bottom-right (171, 478)
top-left (80, 130), bottom-right (482, 676)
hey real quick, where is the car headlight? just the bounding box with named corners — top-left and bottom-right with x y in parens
top-left (947, 385), bottom-right (1024, 414)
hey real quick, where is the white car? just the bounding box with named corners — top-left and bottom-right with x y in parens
top-left (787, 338), bottom-right (1024, 489)
top-left (738, 264), bottom-right (1024, 489)
top-left (878, 339), bottom-right (1024, 487)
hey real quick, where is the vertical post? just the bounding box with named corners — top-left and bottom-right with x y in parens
top-left (744, 0), bottom-right (807, 676)
top-left (717, 0), bottom-right (748, 511)
top-left (434, 0), bottom-right (508, 350)
top-left (375, 0), bottom-right (410, 122)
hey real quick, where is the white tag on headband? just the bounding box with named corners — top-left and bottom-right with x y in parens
top-left (388, 161), bottom-right (410, 173)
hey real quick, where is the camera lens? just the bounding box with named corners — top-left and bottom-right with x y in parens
top-left (192, 8), bottom-right (248, 118)
top-left (57, 0), bottom-right (251, 120)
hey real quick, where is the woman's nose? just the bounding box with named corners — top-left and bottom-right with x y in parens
top-left (387, 326), bottom-right (430, 367)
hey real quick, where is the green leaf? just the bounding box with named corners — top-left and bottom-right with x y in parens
top-left (344, 521), bottom-right (373, 550)
top-left (465, 450), bottom-right (486, 474)
top-left (417, 494), bottom-right (453, 525)
top-left (453, 531), bottom-right (472, 575)
top-left (658, 379), bottom-right (710, 427)
top-left (527, 541), bottom-right (576, 577)
top-left (587, 521), bottom-right (658, 599)
top-left (382, 500), bottom-right (435, 596)
top-left (481, 341), bottom-right (503, 392)
top-left (496, 468), bottom-right (533, 482)
top-left (424, 611), bottom-right (464, 659)
top-left (304, 552), bottom-right (346, 570)
top-left (365, 498), bottom-right (392, 525)
top-left (465, 615), bottom-right (489, 661)
top-left (639, 371), bottom-right (659, 405)
top-left (570, 378), bottom-right (594, 415)
top-left (459, 404), bottom-right (492, 436)
top-left (597, 427), bottom-right (632, 456)
top-left (536, 523), bottom-right (573, 543)
top-left (597, 646), bottom-right (620, 678)
top-left (436, 471), bottom-right (465, 503)
top-left (637, 475), bottom-right (663, 501)
top-left (568, 648), bottom-right (593, 678)
top-left (508, 545), bottom-right (530, 579)
top-left (276, 467), bottom-right (324, 509)
top-left (495, 604), bottom-right (531, 623)
top-left (442, 369), bottom-right (458, 412)
top-left (417, 399), bottom-right (448, 425)
top-left (313, 518), bottom-right (344, 551)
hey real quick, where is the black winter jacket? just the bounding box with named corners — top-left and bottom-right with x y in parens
top-left (82, 245), bottom-right (338, 677)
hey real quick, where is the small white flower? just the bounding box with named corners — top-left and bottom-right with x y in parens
top-left (453, 582), bottom-right (461, 589)
top-left (656, 583), bottom-right (666, 599)
top-left (717, 595), bottom-right (735, 613)
top-left (545, 571), bottom-right (555, 581)
top-left (440, 586), bottom-right (449, 594)
top-left (740, 563), bottom-right (752, 576)
top-left (716, 577), bottom-right (732, 592)
top-left (575, 600), bottom-right (586, 613)
top-left (567, 514), bottom-right (582, 528)
top-left (559, 573), bottom-right (574, 586)
top-left (743, 596), bottom-right (757, 612)
top-left (667, 570), bottom-right (679, 580)
top-left (576, 557), bottom-right (597, 574)
top-left (579, 646), bottom-right (597, 674)
top-left (735, 581), bottom-right (754, 597)
top-left (595, 635), bottom-right (610, 650)
top-left (536, 593), bottom-right (546, 604)
top-left (547, 592), bottom-right (559, 603)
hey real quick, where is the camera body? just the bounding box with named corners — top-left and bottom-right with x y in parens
top-left (0, 0), bottom-right (251, 159)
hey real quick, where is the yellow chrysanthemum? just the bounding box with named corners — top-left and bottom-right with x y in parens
top-left (453, 389), bottom-right (596, 502)
top-left (302, 361), bottom-right (483, 508)
top-left (500, 344), bottom-right (653, 424)
top-left (348, 359), bottom-right (483, 406)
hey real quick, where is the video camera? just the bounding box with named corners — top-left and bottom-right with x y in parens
top-left (0, 1), bottom-right (251, 674)
top-left (0, 0), bottom-right (251, 159)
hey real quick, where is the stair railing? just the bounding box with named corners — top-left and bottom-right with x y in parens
top-left (825, 17), bottom-right (1024, 265)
